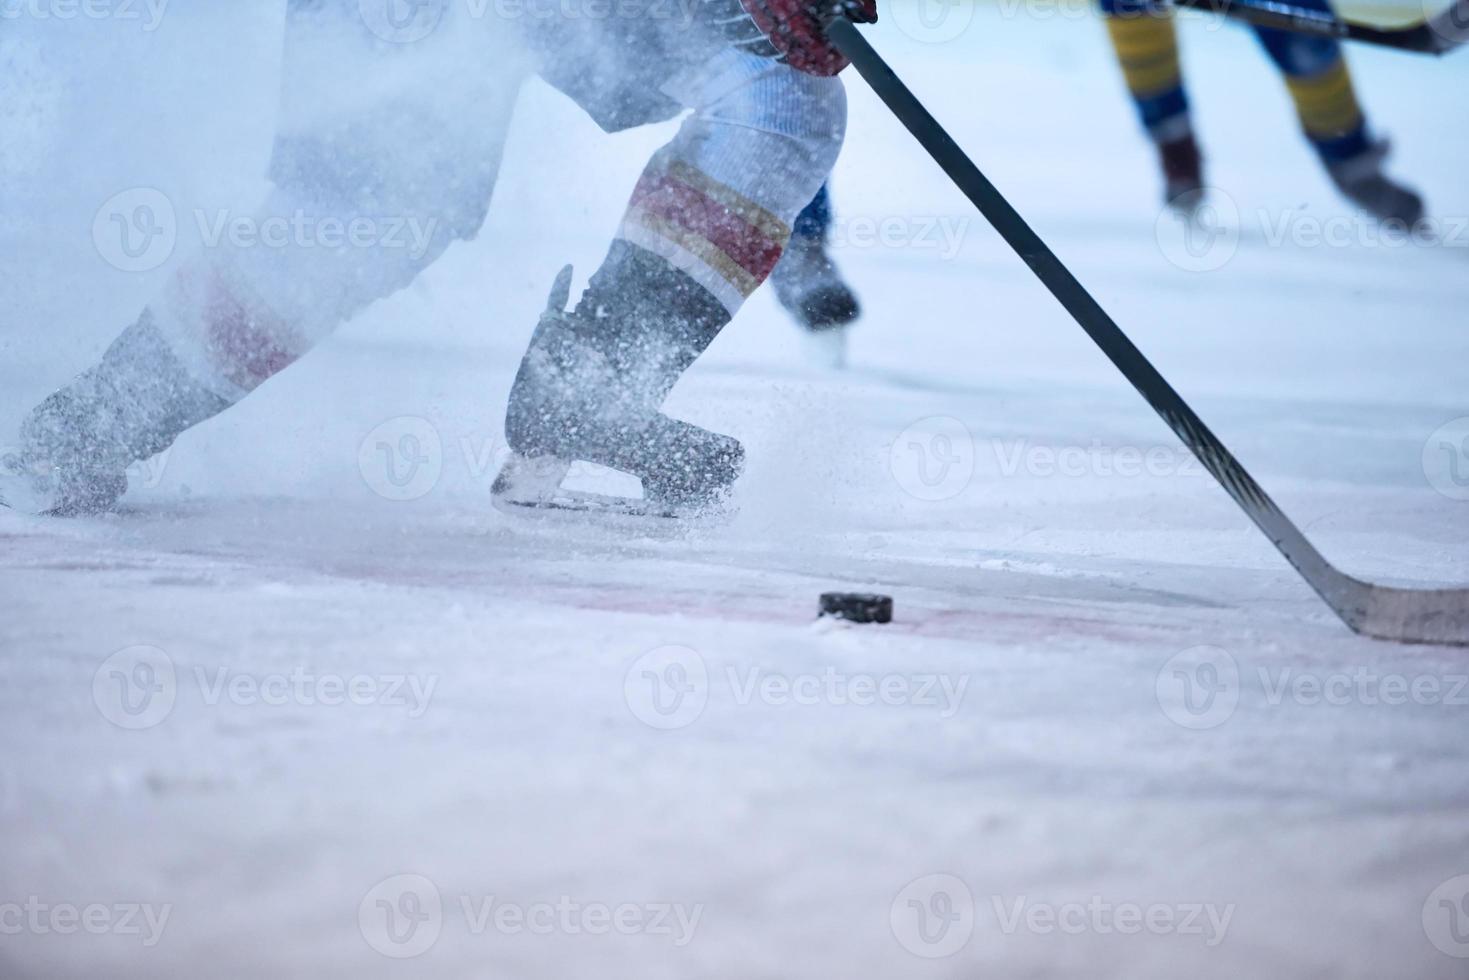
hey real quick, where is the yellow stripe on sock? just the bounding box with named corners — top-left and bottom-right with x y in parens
top-left (1105, 14), bottom-right (1182, 99)
top-left (1285, 59), bottom-right (1364, 138)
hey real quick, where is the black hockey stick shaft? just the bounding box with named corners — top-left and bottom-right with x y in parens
top-left (829, 20), bottom-right (1469, 645)
top-left (1170, 0), bottom-right (1467, 55)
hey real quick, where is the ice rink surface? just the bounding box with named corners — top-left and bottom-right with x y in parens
top-left (2, 4), bottom-right (1468, 977)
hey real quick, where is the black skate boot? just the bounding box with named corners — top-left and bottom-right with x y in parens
top-left (494, 245), bottom-right (744, 519)
top-left (1160, 133), bottom-right (1206, 215)
top-left (770, 231), bottom-right (860, 369)
top-left (0, 313), bottom-right (229, 516)
top-left (1325, 139), bottom-right (1424, 227)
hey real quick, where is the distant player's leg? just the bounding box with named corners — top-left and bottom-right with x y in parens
top-left (498, 50), bottom-right (846, 514)
top-left (770, 184), bottom-right (861, 352)
top-left (1, 5), bottom-right (523, 515)
top-left (1101, 0), bottom-right (1204, 209)
top-left (1254, 20), bottom-right (1424, 224)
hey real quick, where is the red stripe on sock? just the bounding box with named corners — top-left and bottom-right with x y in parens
top-left (630, 172), bottom-right (785, 284)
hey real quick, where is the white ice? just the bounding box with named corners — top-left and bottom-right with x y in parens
top-left (2, 5), bottom-right (1468, 978)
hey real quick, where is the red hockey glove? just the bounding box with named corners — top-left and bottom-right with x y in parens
top-left (737, 0), bottom-right (878, 77)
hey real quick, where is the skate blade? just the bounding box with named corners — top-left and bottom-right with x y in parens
top-left (490, 454), bottom-right (732, 524)
top-left (494, 488), bottom-right (684, 521)
top-left (801, 327), bottom-right (849, 370)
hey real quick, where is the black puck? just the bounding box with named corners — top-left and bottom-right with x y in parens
top-left (819, 592), bottom-right (893, 624)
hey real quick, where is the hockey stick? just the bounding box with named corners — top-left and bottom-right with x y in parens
top-left (1171, 0), bottom-right (1469, 55)
top-left (828, 19), bottom-right (1469, 646)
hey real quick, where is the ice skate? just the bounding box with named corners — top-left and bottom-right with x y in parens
top-left (772, 231), bottom-right (861, 332)
top-left (493, 261), bottom-right (745, 521)
top-left (1326, 139), bottom-right (1425, 227)
top-left (1, 314), bottom-right (227, 517)
top-left (1160, 133), bottom-right (1206, 216)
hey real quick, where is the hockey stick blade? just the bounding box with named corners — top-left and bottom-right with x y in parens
top-left (830, 20), bottom-right (1469, 646)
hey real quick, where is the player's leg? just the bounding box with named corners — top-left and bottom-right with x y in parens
top-left (1100, 0), bottom-right (1204, 208)
top-left (1253, 20), bottom-right (1424, 223)
top-left (2, 4), bottom-right (525, 515)
top-left (499, 49), bottom-right (846, 512)
top-left (770, 183), bottom-right (862, 348)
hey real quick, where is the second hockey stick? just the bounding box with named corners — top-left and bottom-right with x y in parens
top-left (828, 19), bottom-right (1469, 646)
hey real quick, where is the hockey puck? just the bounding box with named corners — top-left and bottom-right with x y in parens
top-left (819, 592), bottom-right (893, 624)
